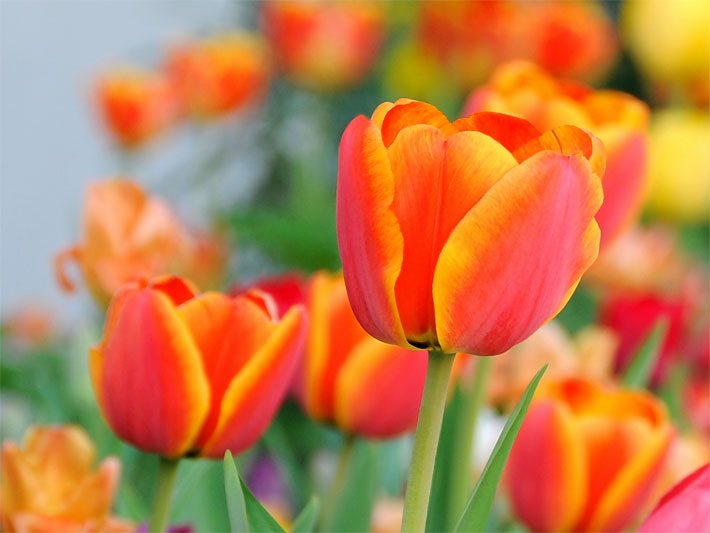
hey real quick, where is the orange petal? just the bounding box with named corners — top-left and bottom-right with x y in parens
top-left (434, 151), bottom-right (602, 355)
top-left (337, 116), bottom-right (406, 346)
top-left (451, 112), bottom-right (541, 155)
top-left (506, 401), bottom-right (587, 531)
top-left (96, 288), bottom-right (210, 457)
top-left (60, 457), bottom-right (120, 521)
top-left (54, 246), bottom-right (82, 292)
top-left (200, 306), bottom-right (306, 458)
top-left (334, 338), bottom-right (427, 438)
top-left (380, 100), bottom-right (452, 147)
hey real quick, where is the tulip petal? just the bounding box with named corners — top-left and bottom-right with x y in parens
top-left (506, 401), bottom-right (587, 531)
top-left (389, 125), bottom-right (518, 345)
top-left (96, 289), bottom-right (210, 457)
top-left (434, 151), bottom-right (602, 355)
top-left (380, 100), bottom-right (452, 147)
top-left (200, 306), bottom-right (306, 458)
top-left (334, 338), bottom-right (427, 438)
top-left (337, 116), bottom-right (406, 346)
top-left (451, 112), bottom-right (541, 155)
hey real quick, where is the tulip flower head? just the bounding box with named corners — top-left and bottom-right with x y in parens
top-left (506, 378), bottom-right (674, 532)
top-left (167, 33), bottom-right (270, 119)
top-left (95, 66), bottom-right (179, 149)
top-left (0, 425), bottom-right (132, 532)
top-left (91, 275), bottom-right (306, 458)
top-left (465, 61), bottom-right (650, 247)
top-left (296, 271), bottom-right (427, 438)
top-left (337, 99), bottom-right (605, 355)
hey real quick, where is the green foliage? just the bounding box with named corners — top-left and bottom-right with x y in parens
top-left (291, 497), bottom-right (320, 533)
top-left (622, 318), bottom-right (669, 389)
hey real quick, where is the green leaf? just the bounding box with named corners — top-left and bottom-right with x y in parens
top-left (224, 451), bottom-right (249, 533)
top-left (264, 417), bottom-right (311, 509)
top-left (291, 497), bottom-right (320, 533)
top-left (622, 318), bottom-right (669, 389)
top-left (454, 364), bottom-right (548, 532)
top-left (240, 478), bottom-right (286, 533)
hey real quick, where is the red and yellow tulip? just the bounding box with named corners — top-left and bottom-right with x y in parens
top-left (464, 61), bottom-right (649, 247)
top-left (167, 33), bottom-right (270, 119)
top-left (0, 425), bottom-right (132, 532)
top-left (296, 271), bottom-right (427, 438)
top-left (263, 0), bottom-right (385, 91)
top-left (90, 275), bottom-right (306, 458)
top-left (55, 179), bottom-right (226, 307)
top-left (337, 99), bottom-right (604, 355)
top-left (506, 378), bottom-right (674, 532)
top-left (95, 67), bottom-right (179, 148)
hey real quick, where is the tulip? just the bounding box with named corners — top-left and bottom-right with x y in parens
top-left (95, 67), bottom-right (179, 148)
top-left (506, 378), bottom-right (674, 532)
top-left (0, 425), bottom-right (132, 532)
top-left (464, 61), bottom-right (649, 247)
top-left (297, 271), bottom-right (427, 438)
top-left (639, 464), bottom-right (710, 533)
top-left (236, 273), bottom-right (307, 319)
top-left (90, 275), bottom-right (306, 458)
top-left (55, 179), bottom-right (226, 307)
top-left (263, 0), bottom-right (385, 91)
top-left (337, 98), bottom-right (605, 356)
top-left (644, 109), bottom-right (710, 224)
top-left (167, 33), bottom-right (270, 119)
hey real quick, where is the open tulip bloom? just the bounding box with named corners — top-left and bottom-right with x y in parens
top-left (337, 99), bottom-right (606, 529)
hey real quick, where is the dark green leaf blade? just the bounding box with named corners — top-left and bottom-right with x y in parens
top-left (291, 497), bottom-right (320, 533)
top-left (240, 477), bottom-right (286, 533)
top-left (454, 364), bottom-right (548, 532)
top-left (622, 318), bottom-right (669, 389)
top-left (224, 451), bottom-right (249, 533)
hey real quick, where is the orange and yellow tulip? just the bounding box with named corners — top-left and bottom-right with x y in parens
top-left (167, 33), bottom-right (270, 119)
top-left (263, 0), bottom-right (385, 91)
top-left (0, 425), bottom-right (132, 532)
top-left (296, 271), bottom-right (427, 438)
top-left (337, 99), bottom-right (604, 355)
top-left (95, 67), bottom-right (179, 148)
top-left (506, 378), bottom-right (674, 532)
top-left (90, 275), bottom-right (306, 458)
top-left (464, 61), bottom-right (649, 247)
top-left (55, 179), bottom-right (226, 307)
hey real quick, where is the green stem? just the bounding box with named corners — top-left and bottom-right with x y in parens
top-left (148, 457), bottom-right (180, 533)
top-left (401, 350), bottom-right (455, 532)
top-left (320, 436), bottom-right (356, 530)
top-left (446, 356), bottom-right (494, 529)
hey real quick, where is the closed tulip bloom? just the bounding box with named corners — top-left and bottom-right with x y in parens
top-left (0, 425), bottom-right (132, 532)
top-left (639, 464), bottom-right (710, 533)
top-left (506, 378), bottom-right (674, 532)
top-left (263, 0), bottom-right (385, 91)
top-left (95, 67), bottom-right (179, 148)
top-left (167, 33), bottom-right (270, 119)
top-left (298, 271), bottom-right (427, 438)
top-left (337, 99), bottom-right (604, 355)
top-left (90, 276), bottom-right (306, 458)
top-left (464, 61), bottom-right (649, 247)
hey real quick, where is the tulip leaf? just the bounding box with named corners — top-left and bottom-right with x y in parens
top-left (622, 318), bottom-right (669, 389)
top-left (454, 364), bottom-right (548, 533)
top-left (291, 497), bottom-right (320, 533)
top-left (239, 477), bottom-right (286, 533)
top-left (224, 451), bottom-right (250, 533)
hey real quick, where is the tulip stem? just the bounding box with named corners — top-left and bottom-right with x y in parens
top-left (320, 435), bottom-right (356, 530)
top-left (149, 457), bottom-right (180, 533)
top-left (402, 350), bottom-right (455, 532)
top-left (447, 356), bottom-right (494, 529)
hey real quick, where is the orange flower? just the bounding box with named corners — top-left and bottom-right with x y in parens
top-left (506, 378), bottom-right (674, 532)
top-left (167, 33), bottom-right (270, 119)
top-left (263, 0), bottom-right (385, 91)
top-left (464, 61), bottom-right (650, 247)
top-left (337, 99), bottom-right (604, 355)
top-left (55, 179), bottom-right (226, 307)
top-left (0, 425), bottom-right (132, 532)
top-left (90, 276), bottom-right (306, 458)
top-left (95, 67), bottom-right (179, 148)
top-left (296, 271), bottom-right (427, 438)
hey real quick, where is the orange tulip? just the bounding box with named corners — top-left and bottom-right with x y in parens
top-left (506, 378), bottom-right (674, 532)
top-left (464, 61), bottom-right (650, 247)
top-left (263, 0), bottom-right (385, 91)
top-left (55, 179), bottom-right (226, 307)
top-left (296, 271), bottom-right (427, 438)
top-left (90, 275), bottom-right (305, 459)
top-left (337, 99), bottom-right (604, 355)
top-left (0, 425), bottom-right (132, 532)
top-left (167, 33), bottom-right (270, 119)
top-left (95, 67), bottom-right (179, 148)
